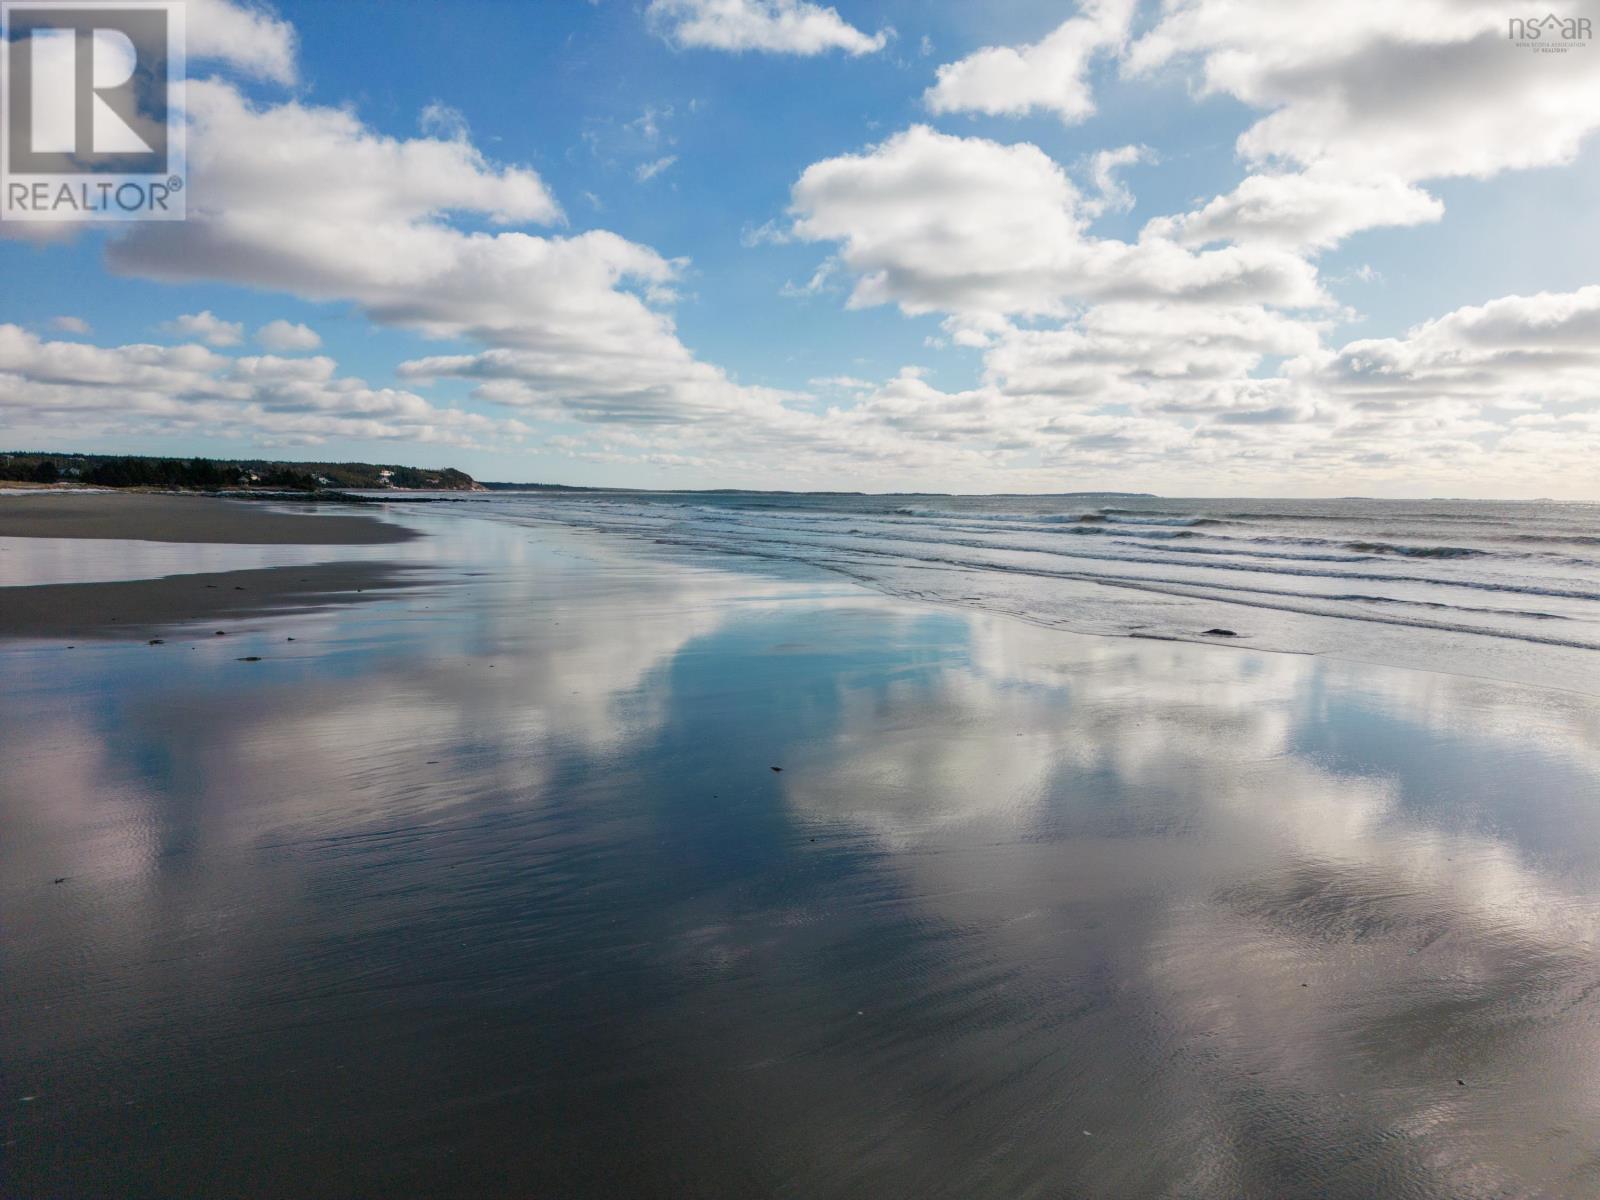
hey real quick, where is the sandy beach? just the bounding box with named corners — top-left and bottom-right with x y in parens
top-left (0, 491), bottom-right (416, 544)
top-left (0, 561), bottom-right (419, 640)
top-left (7, 0), bottom-right (1599, 1191)
top-left (0, 492), bottom-right (419, 639)
top-left (5, 498), bottom-right (1600, 1198)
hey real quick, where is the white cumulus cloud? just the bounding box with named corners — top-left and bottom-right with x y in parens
top-left (1145, 172), bottom-right (1445, 251)
top-left (1126, 0), bottom-right (1600, 183)
top-left (925, 0), bottom-right (1134, 122)
top-left (161, 310), bottom-right (244, 347)
top-left (647, 0), bottom-right (888, 56)
top-left (186, 0), bottom-right (299, 84)
top-left (789, 125), bottom-right (1325, 319)
top-left (1081, 143), bottom-right (1154, 217)
top-left (255, 320), bottom-right (322, 352)
top-left (0, 325), bottom-right (525, 448)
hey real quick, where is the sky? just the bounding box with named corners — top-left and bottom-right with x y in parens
top-left (3, 0), bottom-right (1600, 497)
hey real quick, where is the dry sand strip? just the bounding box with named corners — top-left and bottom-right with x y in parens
top-left (0, 561), bottom-right (422, 640)
top-left (0, 491), bottom-right (415, 544)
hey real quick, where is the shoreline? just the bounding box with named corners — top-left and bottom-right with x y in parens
top-left (7, 491), bottom-right (1597, 700)
top-left (499, 492), bottom-right (1600, 697)
top-left (0, 561), bottom-right (419, 640)
top-left (0, 491), bottom-right (419, 639)
top-left (0, 491), bottom-right (416, 544)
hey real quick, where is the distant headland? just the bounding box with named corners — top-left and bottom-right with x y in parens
top-left (1, 452), bottom-right (481, 493)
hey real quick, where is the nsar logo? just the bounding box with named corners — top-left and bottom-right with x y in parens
top-left (1507, 12), bottom-right (1592, 49)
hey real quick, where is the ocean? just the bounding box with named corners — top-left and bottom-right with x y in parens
top-left (472, 492), bottom-right (1600, 692)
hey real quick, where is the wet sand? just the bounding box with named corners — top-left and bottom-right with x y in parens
top-left (0, 491), bottom-right (419, 638)
top-left (0, 491), bottom-right (415, 544)
top-left (4, 511), bottom-right (1600, 1198)
top-left (0, 560), bottom-right (418, 639)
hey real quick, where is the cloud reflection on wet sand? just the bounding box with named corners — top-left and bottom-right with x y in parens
top-left (4, 514), bottom-right (1599, 1197)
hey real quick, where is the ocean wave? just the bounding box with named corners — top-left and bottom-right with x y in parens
top-left (892, 507), bottom-right (1110, 525)
top-left (600, 518), bottom-right (1600, 604)
top-left (1126, 540), bottom-right (1375, 563)
top-left (492, 496), bottom-right (1600, 664)
top-left (1508, 533), bottom-right (1600, 547)
top-left (1342, 541), bottom-right (1483, 559)
top-left (521, 505), bottom-right (1600, 597)
top-left (844, 534), bottom-right (1599, 603)
top-left (635, 535), bottom-right (1600, 653)
top-left (1211, 509), bottom-right (1525, 526)
top-left (1098, 511), bottom-right (1224, 527)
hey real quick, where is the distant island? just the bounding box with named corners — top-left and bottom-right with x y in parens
top-left (1, 452), bottom-right (481, 493)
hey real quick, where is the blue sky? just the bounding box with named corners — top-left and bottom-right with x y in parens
top-left (3, 0), bottom-right (1600, 495)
